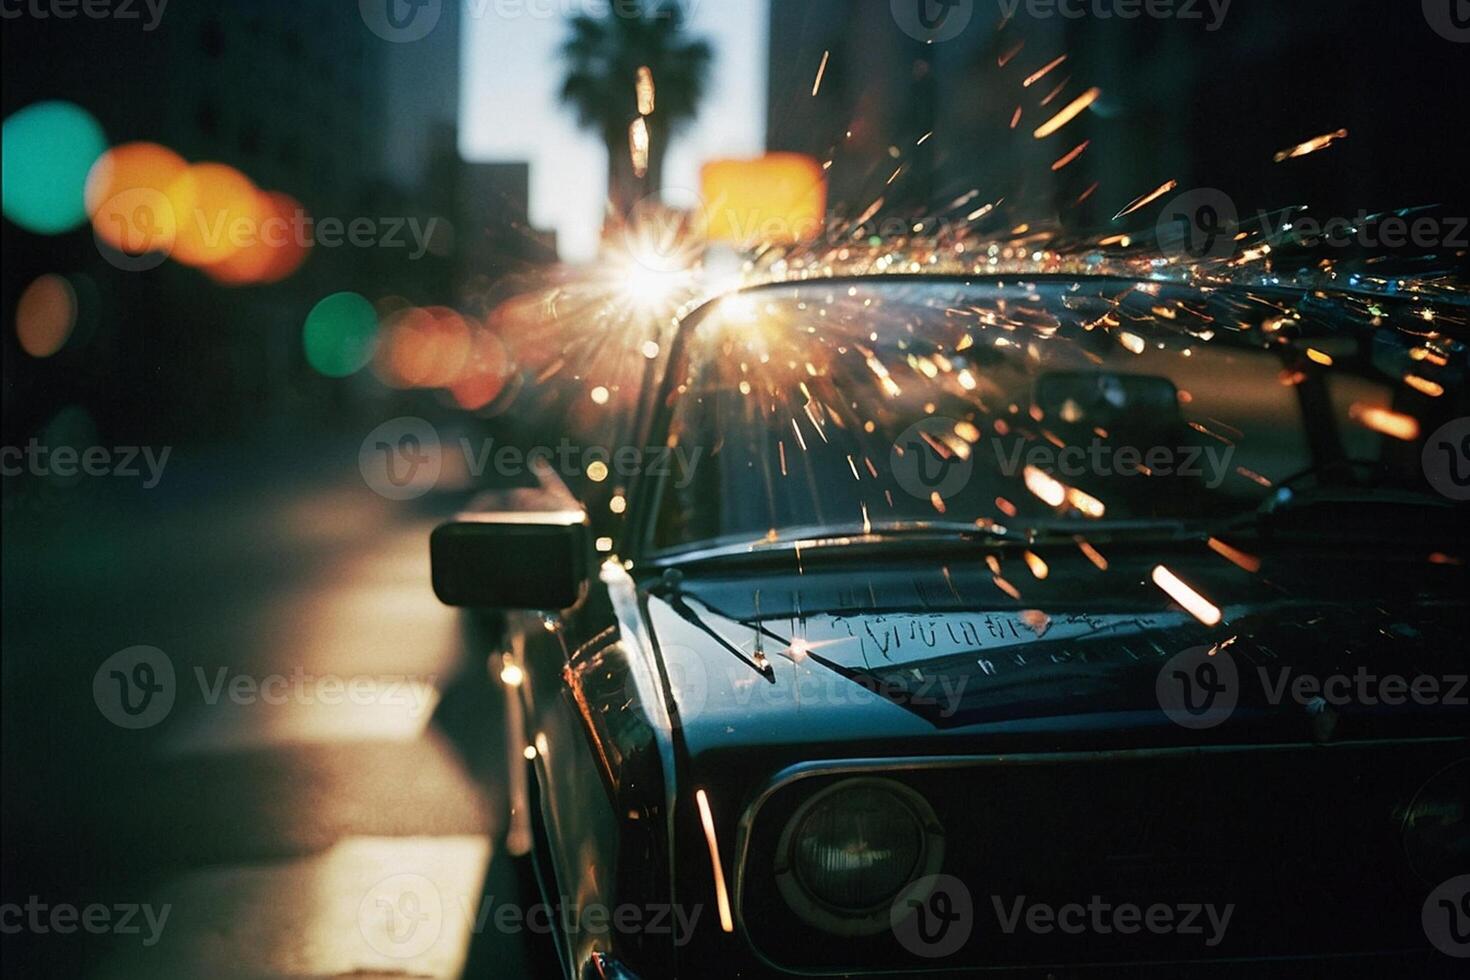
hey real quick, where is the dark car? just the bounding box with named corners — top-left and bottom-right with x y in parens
top-left (432, 275), bottom-right (1469, 978)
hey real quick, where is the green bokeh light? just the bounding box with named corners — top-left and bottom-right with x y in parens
top-left (303, 292), bottom-right (379, 378)
top-left (2, 102), bottom-right (108, 235)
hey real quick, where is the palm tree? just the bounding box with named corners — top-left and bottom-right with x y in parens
top-left (559, 1), bottom-right (713, 222)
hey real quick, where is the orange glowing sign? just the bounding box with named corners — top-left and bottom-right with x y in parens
top-left (699, 154), bottom-right (826, 248)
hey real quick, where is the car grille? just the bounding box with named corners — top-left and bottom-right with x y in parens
top-left (737, 740), bottom-right (1467, 972)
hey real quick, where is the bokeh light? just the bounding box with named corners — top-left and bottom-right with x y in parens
top-left (303, 292), bottom-right (379, 378)
top-left (207, 192), bottom-right (311, 286)
top-left (450, 328), bottom-right (512, 410)
top-left (15, 274), bottom-right (78, 358)
top-left (168, 162), bottom-right (261, 267)
top-left (85, 141), bottom-right (191, 256)
top-left (380, 306), bottom-right (472, 389)
top-left (2, 101), bottom-right (108, 234)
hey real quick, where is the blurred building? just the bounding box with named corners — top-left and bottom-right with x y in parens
top-left (767, 0), bottom-right (1470, 237)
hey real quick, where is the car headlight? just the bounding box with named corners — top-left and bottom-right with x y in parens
top-left (774, 777), bottom-right (944, 935)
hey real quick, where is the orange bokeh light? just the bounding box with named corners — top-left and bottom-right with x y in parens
top-left (379, 306), bottom-right (473, 389)
top-left (167, 162), bottom-right (261, 267)
top-left (85, 142), bottom-right (192, 257)
top-left (450, 328), bottom-right (512, 410)
top-left (206, 191), bottom-right (311, 286)
top-left (15, 273), bottom-right (78, 358)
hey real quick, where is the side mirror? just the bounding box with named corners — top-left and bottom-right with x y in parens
top-left (430, 467), bottom-right (591, 611)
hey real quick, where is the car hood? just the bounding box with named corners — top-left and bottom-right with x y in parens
top-left (638, 543), bottom-right (1469, 760)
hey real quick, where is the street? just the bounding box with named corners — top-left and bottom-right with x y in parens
top-left (1, 432), bottom-right (545, 978)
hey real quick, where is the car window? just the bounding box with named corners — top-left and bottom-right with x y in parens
top-left (647, 280), bottom-right (1454, 555)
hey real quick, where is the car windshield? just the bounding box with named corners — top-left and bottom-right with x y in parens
top-left (648, 278), bottom-right (1462, 556)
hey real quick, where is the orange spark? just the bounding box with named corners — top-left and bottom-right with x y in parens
top-left (1076, 537), bottom-right (1109, 571)
top-left (1113, 179), bottom-right (1178, 220)
top-left (1051, 140), bottom-right (1090, 171)
top-left (1032, 87), bottom-right (1101, 139)
top-left (1023, 54), bottom-right (1068, 88)
top-left (636, 66), bottom-right (656, 115)
top-left (1208, 537), bottom-right (1261, 574)
top-left (1024, 465), bottom-right (1066, 507)
top-left (1273, 128), bottom-right (1349, 163)
top-left (1404, 375), bottom-right (1444, 397)
top-left (812, 50), bottom-right (829, 97)
top-left (1350, 404), bottom-right (1420, 442)
top-left (1152, 565), bottom-right (1222, 626)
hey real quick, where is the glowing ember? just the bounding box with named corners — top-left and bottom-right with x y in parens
top-left (1076, 538), bottom-right (1109, 571)
top-left (1113, 179), bottom-right (1179, 220)
top-left (812, 50), bottom-right (829, 97)
top-left (1350, 404), bottom-right (1420, 442)
top-left (1023, 466), bottom-right (1067, 507)
top-left (1023, 54), bottom-right (1068, 88)
top-left (1051, 140), bottom-right (1090, 172)
top-left (1152, 565), bottom-right (1223, 626)
top-left (1032, 87), bottom-right (1101, 139)
top-left (629, 117), bottom-right (650, 178)
top-left (1273, 128), bottom-right (1349, 163)
top-left (636, 66), bottom-right (656, 116)
top-left (1404, 375), bottom-right (1444, 397)
top-left (1208, 537), bottom-right (1262, 574)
